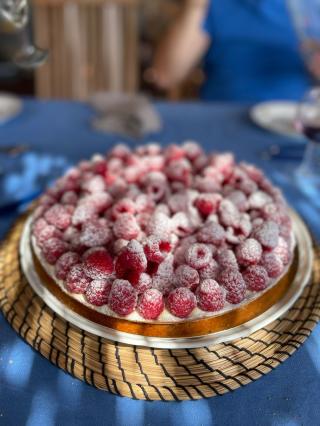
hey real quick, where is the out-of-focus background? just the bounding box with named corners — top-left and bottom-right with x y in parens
top-left (0, 0), bottom-right (202, 100)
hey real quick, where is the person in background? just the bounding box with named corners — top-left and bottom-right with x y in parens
top-left (147, 0), bottom-right (312, 102)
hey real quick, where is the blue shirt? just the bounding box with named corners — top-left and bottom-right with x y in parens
top-left (202, 0), bottom-right (312, 101)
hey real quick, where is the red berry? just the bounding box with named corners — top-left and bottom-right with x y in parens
top-left (260, 252), bottom-right (284, 278)
top-left (235, 238), bottom-right (262, 266)
top-left (144, 235), bottom-right (171, 263)
top-left (197, 222), bottom-right (225, 245)
top-left (66, 264), bottom-right (91, 293)
top-left (273, 237), bottom-right (290, 265)
top-left (166, 158), bottom-right (191, 184)
top-left (146, 212), bottom-right (172, 239)
top-left (137, 289), bottom-right (164, 320)
top-left (248, 190), bottom-right (272, 210)
top-left (44, 204), bottom-right (71, 230)
top-left (199, 259), bottom-right (220, 280)
top-left (83, 247), bottom-right (114, 279)
top-left (84, 193), bottom-right (113, 213)
top-left (219, 269), bottom-right (246, 304)
top-left (113, 213), bottom-right (140, 240)
top-left (226, 190), bottom-right (248, 212)
top-left (81, 175), bottom-right (106, 193)
top-left (216, 248), bottom-right (239, 270)
top-left (108, 279), bottom-right (137, 316)
top-left (112, 198), bottom-right (136, 219)
top-left (165, 144), bottom-right (185, 161)
top-left (243, 265), bottom-right (269, 291)
top-left (110, 144), bottom-right (131, 159)
top-left (85, 279), bottom-right (112, 306)
top-left (175, 264), bottom-right (200, 291)
top-left (133, 272), bottom-right (152, 294)
top-left (55, 251), bottom-right (80, 280)
top-left (60, 191), bottom-right (78, 205)
top-left (42, 237), bottom-right (69, 264)
top-left (196, 279), bottom-right (225, 312)
top-left (254, 221), bottom-right (279, 250)
top-left (115, 240), bottom-right (147, 280)
top-left (185, 243), bottom-right (211, 269)
top-left (72, 204), bottom-right (97, 226)
top-left (80, 220), bottom-right (112, 247)
top-left (182, 141), bottom-right (203, 160)
top-left (151, 254), bottom-right (175, 295)
top-left (219, 199), bottom-right (240, 228)
top-left (167, 287), bottom-right (197, 318)
top-left (33, 218), bottom-right (48, 237)
top-left (194, 194), bottom-right (221, 216)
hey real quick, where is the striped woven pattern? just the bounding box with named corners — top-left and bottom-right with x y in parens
top-left (0, 215), bottom-right (319, 401)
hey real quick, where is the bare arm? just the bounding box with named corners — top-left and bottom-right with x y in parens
top-left (146, 0), bottom-right (211, 90)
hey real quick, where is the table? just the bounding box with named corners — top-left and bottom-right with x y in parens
top-left (0, 100), bottom-right (319, 426)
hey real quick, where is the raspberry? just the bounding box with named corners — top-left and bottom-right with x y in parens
top-left (237, 178), bottom-right (258, 195)
top-left (115, 240), bottom-right (147, 281)
top-left (155, 204), bottom-right (171, 216)
top-left (165, 144), bottom-right (185, 161)
top-left (110, 144), bottom-right (131, 159)
top-left (175, 265), bottom-right (200, 291)
top-left (235, 238), bottom-right (262, 266)
top-left (133, 272), bottom-right (152, 294)
top-left (216, 248), bottom-right (239, 270)
top-left (273, 237), bottom-right (290, 265)
top-left (226, 190), bottom-right (248, 212)
top-left (171, 212), bottom-right (194, 237)
top-left (143, 171), bottom-right (167, 201)
top-left (194, 176), bottom-right (221, 193)
top-left (66, 264), bottom-right (91, 293)
top-left (219, 269), bottom-right (246, 304)
top-left (33, 218), bottom-right (48, 237)
top-left (248, 191), bottom-right (272, 210)
top-left (194, 193), bottom-right (222, 216)
top-left (168, 193), bottom-right (189, 213)
top-left (72, 204), bottom-right (97, 226)
top-left (60, 191), bottom-right (78, 205)
top-left (144, 155), bottom-right (165, 172)
top-left (33, 205), bottom-right (47, 220)
top-left (197, 222), bottom-right (225, 245)
top-left (80, 220), bottom-right (112, 247)
top-left (144, 235), bottom-right (171, 263)
top-left (166, 158), bottom-right (191, 184)
top-left (152, 254), bottom-right (175, 295)
top-left (85, 279), bottom-right (112, 306)
top-left (42, 237), bottom-right (69, 264)
top-left (260, 252), bottom-right (284, 278)
top-left (124, 165), bottom-right (142, 183)
top-left (146, 212), bottom-right (172, 238)
top-left (243, 265), bottom-right (269, 291)
top-left (83, 193), bottom-right (113, 213)
top-left (185, 243), bottom-right (212, 269)
top-left (199, 259), bottom-right (220, 280)
top-left (113, 239), bottom-right (129, 255)
top-left (253, 221), bottom-right (279, 250)
top-left (182, 141), bottom-right (203, 160)
top-left (44, 204), bottom-right (71, 230)
top-left (135, 194), bottom-right (153, 213)
top-left (238, 214), bottom-right (252, 238)
top-left (83, 247), bottom-right (114, 279)
top-left (81, 175), bottom-right (106, 193)
top-left (239, 162), bottom-right (264, 183)
top-left (112, 198), bottom-right (136, 219)
top-left (137, 289), bottom-right (164, 320)
top-left (92, 157), bottom-right (107, 176)
top-left (225, 227), bottom-right (242, 245)
top-left (167, 287), bottom-right (197, 318)
top-left (108, 279), bottom-right (137, 316)
top-left (39, 193), bottom-right (56, 207)
top-left (210, 153), bottom-right (234, 177)
top-left (79, 161), bottom-right (92, 172)
top-left (219, 199), bottom-right (240, 228)
top-left (114, 213), bottom-right (140, 240)
top-left (55, 251), bottom-right (80, 280)
top-left (63, 226), bottom-right (86, 253)
top-left (193, 154), bottom-right (208, 171)
top-left (196, 279), bottom-right (225, 312)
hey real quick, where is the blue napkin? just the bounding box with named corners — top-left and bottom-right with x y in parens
top-left (0, 150), bottom-right (70, 211)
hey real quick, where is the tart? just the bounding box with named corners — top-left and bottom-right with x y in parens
top-left (30, 142), bottom-right (295, 337)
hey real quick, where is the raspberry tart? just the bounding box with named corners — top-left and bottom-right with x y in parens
top-left (29, 142), bottom-right (296, 338)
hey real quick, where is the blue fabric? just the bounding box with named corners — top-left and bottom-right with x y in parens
top-left (201, 0), bottom-right (312, 101)
top-left (0, 99), bottom-right (319, 426)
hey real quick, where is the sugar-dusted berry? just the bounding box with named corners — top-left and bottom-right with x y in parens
top-left (85, 279), bottom-right (112, 306)
top-left (243, 265), bottom-right (269, 291)
top-left (108, 279), bottom-right (137, 316)
top-left (167, 287), bottom-right (197, 318)
top-left (185, 243), bottom-right (212, 269)
top-left (196, 279), bottom-right (225, 312)
top-left (66, 264), bottom-right (91, 293)
top-left (175, 264), bottom-right (200, 291)
top-left (137, 289), bottom-right (164, 319)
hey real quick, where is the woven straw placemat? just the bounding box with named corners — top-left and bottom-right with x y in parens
top-left (0, 215), bottom-right (319, 401)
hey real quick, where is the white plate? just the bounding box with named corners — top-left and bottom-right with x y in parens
top-left (250, 101), bottom-right (303, 140)
top-left (0, 93), bottom-right (22, 124)
top-left (20, 210), bottom-right (313, 349)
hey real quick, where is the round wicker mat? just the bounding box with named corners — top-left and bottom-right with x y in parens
top-left (0, 215), bottom-right (319, 401)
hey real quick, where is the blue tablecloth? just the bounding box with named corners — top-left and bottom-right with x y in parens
top-left (0, 100), bottom-right (319, 426)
